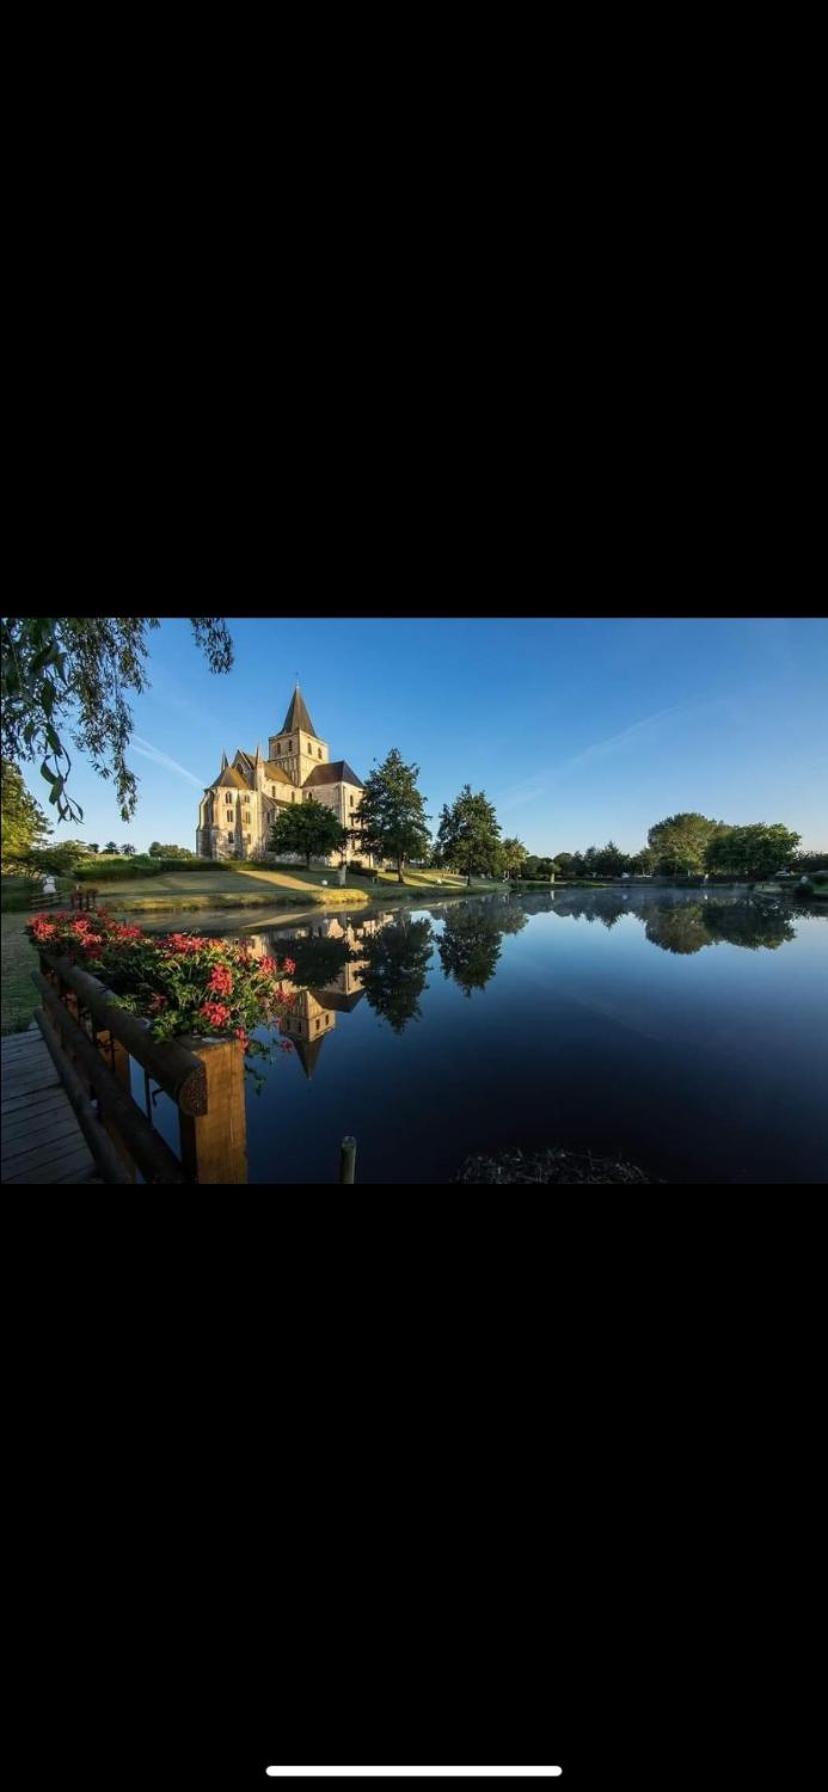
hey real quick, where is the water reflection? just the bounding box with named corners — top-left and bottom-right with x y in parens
top-left (551, 885), bottom-right (805, 953)
top-left (231, 886), bottom-right (822, 1080)
top-left (244, 911), bottom-right (398, 1075)
top-left (357, 914), bottom-right (434, 1032)
top-left (435, 899), bottom-right (528, 996)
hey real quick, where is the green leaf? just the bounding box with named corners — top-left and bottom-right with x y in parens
top-left (40, 760), bottom-right (58, 785)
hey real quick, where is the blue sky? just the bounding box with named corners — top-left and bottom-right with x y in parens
top-left (21, 616), bottom-right (828, 855)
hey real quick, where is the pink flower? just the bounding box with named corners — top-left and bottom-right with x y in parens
top-left (281, 957), bottom-right (296, 975)
top-left (259, 956), bottom-right (276, 974)
top-left (198, 1001), bottom-right (231, 1029)
top-left (233, 1027), bottom-right (249, 1050)
top-left (208, 965), bottom-right (234, 996)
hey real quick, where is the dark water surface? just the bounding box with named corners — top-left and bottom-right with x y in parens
top-left (138, 887), bottom-right (828, 1184)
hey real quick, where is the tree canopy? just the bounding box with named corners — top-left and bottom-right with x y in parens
top-left (705, 823), bottom-right (800, 881)
top-left (647, 813), bottom-right (727, 876)
top-left (268, 797), bottom-right (348, 868)
top-left (1, 759), bottom-right (52, 863)
top-left (356, 748), bottom-right (431, 883)
top-left (1, 616), bottom-right (233, 824)
top-left (500, 836), bottom-right (529, 879)
top-left (435, 785), bottom-right (502, 885)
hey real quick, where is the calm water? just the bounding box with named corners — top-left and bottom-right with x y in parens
top-left (137, 886), bottom-right (828, 1184)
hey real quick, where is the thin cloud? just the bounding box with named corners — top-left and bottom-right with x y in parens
top-left (131, 736), bottom-right (205, 789)
top-left (552, 700), bottom-right (692, 778)
top-left (497, 697), bottom-right (722, 813)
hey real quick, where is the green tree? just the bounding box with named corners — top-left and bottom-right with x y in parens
top-left (26, 839), bottom-right (88, 878)
top-left (121, 843), bottom-right (137, 857)
top-left (629, 847), bottom-right (655, 876)
top-left (501, 836), bottom-right (529, 880)
top-left (1, 616), bottom-right (233, 824)
top-left (1, 759), bottom-right (53, 862)
top-left (436, 785), bottom-right (502, 886)
top-left (648, 813), bottom-right (726, 877)
top-left (359, 916), bottom-right (434, 1031)
top-left (790, 849), bottom-right (828, 876)
top-left (552, 852), bottom-right (575, 878)
top-left (147, 842), bottom-right (195, 860)
top-left (593, 840), bottom-right (628, 878)
top-left (356, 748), bottom-right (431, 884)
top-left (705, 823), bottom-right (800, 881)
top-left (86, 842), bottom-right (99, 854)
top-left (268, 797), bottom-right (348, 869)
top-left (103, 841), bottom-right (119, 855)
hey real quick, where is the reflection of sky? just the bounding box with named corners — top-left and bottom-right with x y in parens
top-left (128, 891), bottom-right (828, 1187)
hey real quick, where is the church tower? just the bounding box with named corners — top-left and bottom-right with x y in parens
top-left (268, 684), bottom-right (329, 787)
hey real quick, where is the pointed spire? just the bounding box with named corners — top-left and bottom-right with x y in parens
top-left (280, 686), bottom-right (317, 737)
top-left (221, 749), bottom-right (228, 770)
top-left (255, 742), bottom-right (262, 764)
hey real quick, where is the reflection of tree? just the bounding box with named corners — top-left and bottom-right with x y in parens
top-left (549, 886), bottom-right (801, 955)
top-left (359, 916), bottom-right (434, 1032)
top-left (437, 906), bottom-right (504, 995)
top-left (285, 933), bottom-right (352, 988)
top-left (497, 904), bottom-right (530, 937)
top-left (644, 903), bottom-right (709, 954)
top-left (644, 897), bottom-right (797, 954)
top-left (702, 901), bottom-right (796, 951)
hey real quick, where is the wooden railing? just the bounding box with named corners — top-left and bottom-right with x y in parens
top-left (32, 949), bottom-right (247, 1184)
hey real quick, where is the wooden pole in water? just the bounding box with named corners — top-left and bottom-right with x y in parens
top-left (339, 1136), bottom-right (356, 1184)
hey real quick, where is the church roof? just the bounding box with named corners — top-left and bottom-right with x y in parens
top-left (312, 986), bottom-right (366, 1014)
top-left (209, 764), bottom-right (249, 790)
top-left (263, 760), bottom-right (293, 784)
top-left (280, 686), bottom-right (317, 738)
top-left (287, 1031), bottom-right (327, 1080)
top-left (304, 759), bottom-right (364, 789)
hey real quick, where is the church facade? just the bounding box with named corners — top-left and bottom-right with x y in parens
top-left (196, 687), bottom-right (371, 865)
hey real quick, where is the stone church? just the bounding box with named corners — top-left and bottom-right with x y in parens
top-left (196, 686), bottom-right (370, 865)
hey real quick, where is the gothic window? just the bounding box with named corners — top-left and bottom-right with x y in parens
top-left (318, 747), bottom-right (322, 757)
top-left (350, 794), bottom-right (354, 806)
top-left (276, 742), bottom-right (281, 754)
top-left (227, 832), bottom-right (233, 842)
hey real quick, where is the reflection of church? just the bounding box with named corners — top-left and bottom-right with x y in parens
top-left (245, 912), bottom-right (395, 1078)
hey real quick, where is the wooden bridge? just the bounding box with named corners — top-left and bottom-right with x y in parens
top-left (1, 1024), bottom-right (100, 1183)
top-left (0, 947), bottom-right (247, 1185)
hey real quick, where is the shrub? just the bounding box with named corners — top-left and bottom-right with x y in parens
top-left (25, 907), bottom-right (300, 1083)
top-left (74, 855), bottom-right (164, 881)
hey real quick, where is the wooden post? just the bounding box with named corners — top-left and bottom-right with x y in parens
top-left (177, 1040), bottom-right (247, 1183)
top-left (339, 1136), bottom-right (356, 1184)
top-left (95, 1026), bottom-right (137, 1182)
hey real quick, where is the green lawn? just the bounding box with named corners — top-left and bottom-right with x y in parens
top-left (80, 864), bottom-right (373, 911)
top-left (1, 912), bottom-right (38, 1034)
top-left (68, 863), bottom-right (505, 912)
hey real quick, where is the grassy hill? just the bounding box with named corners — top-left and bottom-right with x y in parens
top-left (68, 862), bottom-right (498, 912)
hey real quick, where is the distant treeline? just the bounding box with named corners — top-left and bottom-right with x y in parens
top-left (532, 815), bottom-right (825, 883)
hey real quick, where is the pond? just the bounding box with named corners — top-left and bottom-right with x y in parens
top-left (133, 886), bottom-right (828, 1185)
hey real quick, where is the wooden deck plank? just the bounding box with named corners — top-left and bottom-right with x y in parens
top-left (2, 1113), bottom-right (82, 1151)
top-left (1, 1118), bottom-right (84, 1158)
top-left (1, 1028), bottom-right (96, 1184)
